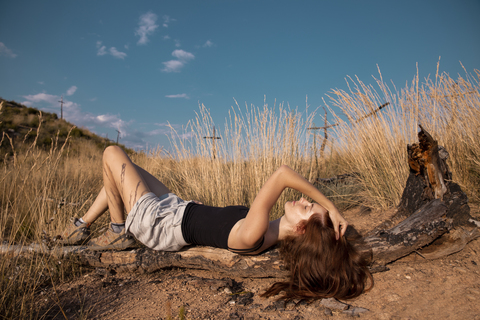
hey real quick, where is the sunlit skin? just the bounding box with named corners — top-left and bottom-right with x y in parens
top-left (284, 197), bottom-right (328, 228)
top-left (78, 147), bottom-right (348, 255)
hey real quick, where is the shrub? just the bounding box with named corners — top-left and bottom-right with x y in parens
top-left (71, 128), bottom-right (84, 138)
top-left (27, 107), bottom-right (38, 115)
top-left (29, 117), bottom-right (39, 128)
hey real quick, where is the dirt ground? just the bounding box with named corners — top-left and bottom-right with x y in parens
top-left (38, 207), bottom-right (480, 320)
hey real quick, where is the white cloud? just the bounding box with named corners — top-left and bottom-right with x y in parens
top-left (149, 123), bottom-right (194, 141)
top-left (0, 42), bottom-right (17, 58)
top-left (172, 49), bottom-right (194, 61)
top-left (96, 41), bottom-right (127, 59)
top-left (178, 132), bottom-right (194, 140)
top-left (165, 93), bottom-right (189, 99)
top-left (203, 40), bottom-right (214, 47)
top-left (174, 39), bottom-right (181, 47)
top-left (147, 127), bottom-right (171, 136)
top-left (20, 91), bottom-right (189, 150)
top-left (96, 41), bottom-right (107, 56)
top-left (66, 86), bottom-right (77, 96)
top-left (162, 15), bottom-right (176, 28)
top-left (38, 81), bottom-right (45, 85)
top-left (109, 47), bottom-right (127, 59)
top-left (162, 60), bottom-right (184, 73)
top-left (163, 35), bottom-right (170, 40)
top-left (94, 114), bottom-right (127, 135)
top-left (136, 12), bottom-right (159, 45)
top-left (22, 92), bottom-right (130, 142)
top-left (161, 50), bottom-right (195, 73)
top-left (22, 93), bottom-right (59, 106)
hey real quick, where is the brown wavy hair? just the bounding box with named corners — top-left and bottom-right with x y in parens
top-left (261, 212), bottom-right (373, 302)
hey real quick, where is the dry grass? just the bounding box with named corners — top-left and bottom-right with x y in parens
top-left (325, 62), bottom-right (480, 207)
top-left (0, 65), bottom-right (479, 318)
top-left (0, 110), bottom-right (104, 318)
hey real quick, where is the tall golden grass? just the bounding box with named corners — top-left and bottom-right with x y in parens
top-left (325, 63), bottom-right (480, 207)
top-left (153, 64), bottom-right (479, 211)
top-left (0, 111), bottom-right (105, 318)
top-left (0, 65), bottom-right (479, 318)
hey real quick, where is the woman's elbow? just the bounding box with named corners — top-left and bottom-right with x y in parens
top-left (276, 165), bottom-right (291, 176)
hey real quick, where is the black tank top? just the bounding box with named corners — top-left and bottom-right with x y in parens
top-left (181, 202), bottom-right (249, 249)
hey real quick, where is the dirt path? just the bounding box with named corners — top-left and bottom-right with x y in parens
top-left (39, 208), bottom-right (480, 320)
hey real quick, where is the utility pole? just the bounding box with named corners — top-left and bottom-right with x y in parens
top-left (58, 96), bottom-right (64, 120)
top-left (116, 130), bottom-right (121, 144)
top-left (203, 125), bottom-right (221, 159)
top-left (308, 107), bottom-right (330, 168)
top-left (307, 124), bottom-right (321, 169)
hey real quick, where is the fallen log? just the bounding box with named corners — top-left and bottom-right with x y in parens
top-left (0, 243), bottom-right (287, 278)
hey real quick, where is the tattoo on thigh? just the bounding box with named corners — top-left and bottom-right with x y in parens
top-left (134, 181), bottom-right (141, 202)
top-left (110, 188), bottom-right (118, 202)
top-left (120, 163), bottom-right (126, 190)
top-left (105, 190), bottom-right (114, 208)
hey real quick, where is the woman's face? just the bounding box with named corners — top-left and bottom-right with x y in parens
top-left (284, 197), bottom-right (328, 226)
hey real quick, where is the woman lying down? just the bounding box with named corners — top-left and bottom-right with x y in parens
top-left (59, 146), bottom-right (373, 301)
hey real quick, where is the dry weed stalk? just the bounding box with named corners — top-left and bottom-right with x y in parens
top-left (0, 113), bottom-right (104, 318)
top-left (161, 98), bottom-right (318, 217)
top-left (324, 63), bottom-right (479, 207)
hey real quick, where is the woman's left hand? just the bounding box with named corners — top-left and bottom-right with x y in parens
top-left (328, 208), bottom-right (348, 240)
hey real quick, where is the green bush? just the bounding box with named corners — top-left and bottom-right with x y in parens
top-left (40, 136), bottom-right (52, 146)
top-left (6, 123), bottom-right (17, 130)
top-left (58, 128), bottom-right (68, 138)
top-left (71, 128), bottom-right (84, 138)
top-left (29, 117), bottom-right (39, 127)
top-left (26, 107), bottom-right (38, 115)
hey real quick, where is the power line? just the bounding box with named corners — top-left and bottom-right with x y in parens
top-left (203, 125), bottom-right (221, 159)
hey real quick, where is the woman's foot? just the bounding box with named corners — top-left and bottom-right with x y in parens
top-left (88, 226), bottom-right (135, 251)
top-left (57, 218), bottom-right (91, 245)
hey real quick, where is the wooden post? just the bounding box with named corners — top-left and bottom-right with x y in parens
top-left (308, 123), bottom-right (319, 169)
top-left (58, 96), bottom-right (64, 120)
top-left (308, 107), bottom-right (330, 167)
top-left (203, 125), bottom-right (221, 159)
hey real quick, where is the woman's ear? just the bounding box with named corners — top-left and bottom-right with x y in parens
top-left (294, 221), bottom-right (307, 235)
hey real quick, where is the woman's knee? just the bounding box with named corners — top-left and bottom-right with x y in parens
top-left (103, 146), bottom-right (127, 165)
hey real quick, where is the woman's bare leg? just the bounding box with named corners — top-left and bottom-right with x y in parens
top-left (133, 164), bottom-right (171, 197)
top-left (81, 187), bottom-right (108, 224)
top-left (99, 146), bottom-right (149, 224)
top-left (80, 146), bottom-right (172, 225)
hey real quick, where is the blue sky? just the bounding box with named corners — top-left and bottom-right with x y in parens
top-left (1, 0), bottom-right (479, 150)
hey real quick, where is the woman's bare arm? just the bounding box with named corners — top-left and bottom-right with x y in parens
top-left (229, 165), bottom-right (347, 251)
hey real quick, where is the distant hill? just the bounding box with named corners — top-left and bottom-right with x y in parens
top-left (0, 97), bottom-right (134, 156)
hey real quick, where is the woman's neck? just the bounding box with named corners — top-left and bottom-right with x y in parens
top-left (270, 216), bottom-right (296, 242)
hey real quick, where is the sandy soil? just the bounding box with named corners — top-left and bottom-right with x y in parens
top-left (38, 207), bottom-right (480, 320)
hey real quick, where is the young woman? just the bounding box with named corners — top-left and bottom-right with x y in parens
top-left (59, 146), bottom-right (373, 301)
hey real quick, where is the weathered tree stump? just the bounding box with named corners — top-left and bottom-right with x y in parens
top-left (364, 125), bottom-right (479, 267)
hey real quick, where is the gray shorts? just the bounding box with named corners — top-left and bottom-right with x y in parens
top-left (125, 192), bottom-right (192, 251)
